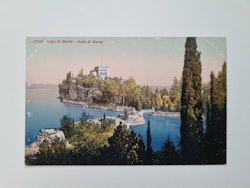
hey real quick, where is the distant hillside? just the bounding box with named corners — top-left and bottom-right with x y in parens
top-left (27, 83), bottom-right (58, 89)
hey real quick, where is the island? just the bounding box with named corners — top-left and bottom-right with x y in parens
top-left (58, 67), bottom-right (181, 114)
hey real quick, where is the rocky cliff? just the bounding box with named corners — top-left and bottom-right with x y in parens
top-left (25, 129), bottom-right (68, 158)
top-left (59, 84), bottom-right (102, 104)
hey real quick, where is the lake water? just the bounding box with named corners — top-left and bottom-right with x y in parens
top-left (25, 86), bottom-right (180, 151)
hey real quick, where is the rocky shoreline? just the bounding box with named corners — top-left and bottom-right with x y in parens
top-left (25, 103), bottom-right (180, 159)
top-left (61, 99), bottom-right (134, 112)
top-left (61, 99), bottom-right (155, 127)
top-left (25, 111), bottom-right (145, 159)
top-left (61, 99), bottom-right (89, 107)
top-left (90, 110), bottom-right (146, 128)
top-left (151, 111), bottom-right (180, 117)
top-left (25, 129), bottom-right (69, 159)
top-left (61, 99), bottom-right (180, 125)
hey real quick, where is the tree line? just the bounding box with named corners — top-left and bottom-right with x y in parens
top-left (59, 70), bottom-right (182, 112)
top-left (180, 37), bottom-right (226, 164)
top-left (26, 112), bottom-right (180, 165)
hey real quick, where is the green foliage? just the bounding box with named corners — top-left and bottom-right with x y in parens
top-left (169, 77), bottom-right (182, 111)
top-left (205, 62), bottom-right (226, 164)
top-left (150, 78), bottom-right (181, 112)
top-left (141, 85), bottom-right (153, 107)
top-left (60, 115), bottom-right (74, 139)
top-left (151, 92), bottom-right (163, 110)
top-left (29, 107), bottom-right (205, 165)
top-left (98, 78), bottom-right (120, 104)
top-left (158, 136), bottom-right (179, 165)
top-left (30, 112), bottom-right (117, 165)
top-left (68, 115), bottom-right (116, 164)
top-left (162, 95), bottom-right (174, 111)
top-left (81, 74), bottom-right (102, 88)
top-left (36, 139), bottom-right (70, 165)
top-left (180, 37), bottom-right (203, 164)
top-left (66, 71), bottom-right (72, 82)
top-left (59, 69), bottom-right (183, 111)
top-left (145, 120), bottom-right (153, 164)
top-left (79, 111), bottom-right (91, 122)
top-left (102, 124), bottom-right (146, 165)
top-left (201, 83), bottom-right (210, 115)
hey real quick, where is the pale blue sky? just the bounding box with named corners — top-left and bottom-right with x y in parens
top-left (26, 37), bottom-right (226, 86)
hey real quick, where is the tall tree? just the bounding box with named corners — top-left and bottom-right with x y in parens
top-left (152, 92), bottom-right (163, 111)
top-left (145, 120), bottom-right (153, 164)
top-left (158, 136), bottom-right (179, 165)
top-left (66, 71), bottom-right (72, 82)
top-left (78, 68), bottom-right (84, 77)
top-left (206, 62), bottom-right (226, 164)
top-left (60, 115), bottom-right (74, 139)
top-left (105, 124), bottom-right (145, 165)
top-left (169, 77), bottom-right (182, 111)
top-left (180, 37), bottom-right (203, 164)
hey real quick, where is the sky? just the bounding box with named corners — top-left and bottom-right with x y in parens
top-left (26, 37), bottom-right (226, 86)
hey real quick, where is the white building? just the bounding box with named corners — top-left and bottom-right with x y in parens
top-left (90, 66), bottom-right (108, 80)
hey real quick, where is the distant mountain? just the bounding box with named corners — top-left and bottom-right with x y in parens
top-left (27, 83), bottom-right (58, 89)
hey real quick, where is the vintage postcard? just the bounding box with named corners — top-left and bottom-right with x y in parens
top-left (25, 37), bottom-right (226, 165)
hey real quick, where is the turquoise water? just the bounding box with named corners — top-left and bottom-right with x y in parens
top-left (130, 114), bottom-right (180, 151)
top-left (25, 86), bottom-right (180, 151)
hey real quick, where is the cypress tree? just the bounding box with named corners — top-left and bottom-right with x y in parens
top-left (146, 120), bottom-right (153, 164)
top-left (159, 136), bottom-right (178, 165)
top-left (206, 62), bottom-right (226, 164)
top-left (180, 37), bottom-right (203, 164)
